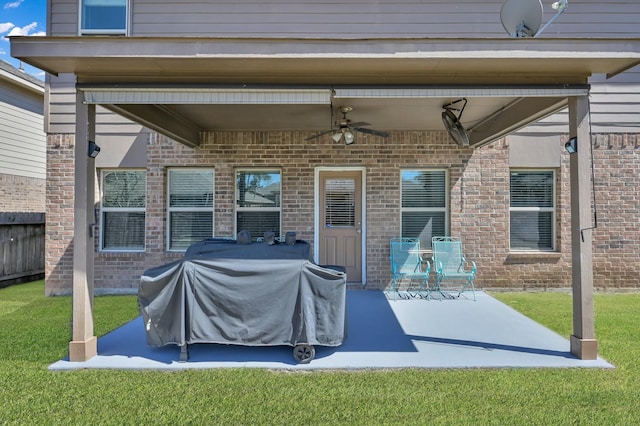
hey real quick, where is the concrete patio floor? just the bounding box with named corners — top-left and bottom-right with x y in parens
top-left (49, 290), bottom-right (613, 371)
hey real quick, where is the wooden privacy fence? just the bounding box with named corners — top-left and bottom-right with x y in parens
top-left (0, 212), bottom-right (45, 287)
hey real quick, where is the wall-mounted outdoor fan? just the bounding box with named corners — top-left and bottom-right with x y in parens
top-left (442, 98), bottom-right (470, 147)
top-left (306, 106), bottom-right (389, 144)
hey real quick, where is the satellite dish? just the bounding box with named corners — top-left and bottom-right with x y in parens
top-left (442, 98), bottom-right (470, 147)
top-left (501, 0), bottom-right (569, 38)
top-left (500, 0), bottom-right (543, 38)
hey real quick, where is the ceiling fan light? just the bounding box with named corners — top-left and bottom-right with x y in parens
top-left (332, 132), bottom-right (343, 142)
top-left (344, 130), bottom-right (355, 145)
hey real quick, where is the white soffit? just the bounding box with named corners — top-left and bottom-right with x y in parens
top-left (333, 86), bottom-right (590, 98)
top-left (81, 88), bottom-right (333, 104)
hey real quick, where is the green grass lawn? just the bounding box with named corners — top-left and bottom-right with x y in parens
top-left (1, 281), bottom-right (639, 425)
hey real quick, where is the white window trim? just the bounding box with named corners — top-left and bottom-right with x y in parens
top-left (166, 168), bottom-right (215, 252)
top-left (99, 168), bottom-right (146, 253)
top-left (509, 168), bottom-right (557, 252)
top-left (79, 0), bottom-right (130, 36)
top-left (234, 168), bottom-right (282, 237)
top-left (400, 168), bottom-right (449, 242)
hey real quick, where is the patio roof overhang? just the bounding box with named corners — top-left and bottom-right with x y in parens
top-left (10, 36), bottom-right (640, 148)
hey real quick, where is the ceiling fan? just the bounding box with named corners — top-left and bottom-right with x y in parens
top-left (442, 98), bottom-right (470, 147)
top-left (306, 106), bottom-right (389, 144)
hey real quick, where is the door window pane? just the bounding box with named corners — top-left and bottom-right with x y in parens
top-left (325, 178), bottom-right (355, 228)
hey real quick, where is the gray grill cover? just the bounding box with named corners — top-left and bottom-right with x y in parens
top-left (139, 239), bottom-right (347, 348)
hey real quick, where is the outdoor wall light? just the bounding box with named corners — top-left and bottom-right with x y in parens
top-left (565, 137), bottom-right (577, 154)
top-left (88, 140), bottom-right (101, 158)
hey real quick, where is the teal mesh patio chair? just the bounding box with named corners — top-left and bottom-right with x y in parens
top-left (389, 238), bottom-right (431, 300)
top-left (431, 236), bottom-right (476, 300)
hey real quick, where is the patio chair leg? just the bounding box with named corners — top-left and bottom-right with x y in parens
top-left (408, 279), bottom-right (417, 299)
top-left (457, 280), bottom-right (477, 301)
top-left (419, 280), bottom-right (428, 299)
top-left (436, 279), bottom-right (444, 301)
top-left (389, 278), bottom-right (402, 301)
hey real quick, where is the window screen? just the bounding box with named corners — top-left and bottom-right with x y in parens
top-left (168, 169), bottom-right (214, 250)
top-left (101, 170), bottom-right (146, 251)
top-left (236, 170), bottom-right (281, 240)
top-left (510, 170), bottom-right (555, 251)
top-left (401, 170), bottom-right (447, 248)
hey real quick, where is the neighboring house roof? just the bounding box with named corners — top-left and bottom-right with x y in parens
top-left (0, 59), bottom-right (44, 94)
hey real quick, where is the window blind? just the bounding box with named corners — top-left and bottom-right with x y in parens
top-left (101, 170), bottom-right (146, 251)
top-left (510, 170), bottom-right (555, 251)
top-left (325, 178), bottom-right (355, 228)
top-left (401, 170), bottom-right (447, 248)
top-left (168, 169), bottom-right (214, 250)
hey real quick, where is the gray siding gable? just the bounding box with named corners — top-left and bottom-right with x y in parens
top-left (0, 61), bottom-right (45, 179)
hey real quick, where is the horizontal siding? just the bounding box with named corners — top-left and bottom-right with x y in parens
top-left (47, 73), bottom-right (76, 134)
top-left (0, 84), bottom-right (45, 179)
top-left (129, 0), bottom-right (640, 38)
top-left (46, 0), bottom-right (640, 39)
top-left (49, 0), bottom-right (78, 36)
top-left (518, 65), bottom-right (640, 135)
top-left (131, 1), bottom-right (507, 37)
top-left (47, 74), bottom-right (145, 135)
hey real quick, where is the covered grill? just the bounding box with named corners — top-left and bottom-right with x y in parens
top-left (138, 238), bottom-right (347, 363)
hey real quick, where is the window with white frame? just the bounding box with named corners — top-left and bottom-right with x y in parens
top-left (167, 168), bottom-right (214, 251)
top-left (80, 0), bottom-right (127, 35)
top-left (401, 169), bottom-right (447, 248)
top-left (236, 169), bottom-right (281, 241)
top-left (510, 170), bottom-right (556, 251)
top-left (100, 170), bottom-right (146, 251)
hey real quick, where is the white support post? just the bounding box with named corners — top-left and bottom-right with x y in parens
top-left (568, 95), bottom-right (598, 360)
top-left (69, 91), bottom-right (98, 362)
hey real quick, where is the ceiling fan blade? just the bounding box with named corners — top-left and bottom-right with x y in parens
top-left (354, 127), bottom-right (389, 138)
top-left (305, 129), bottom-right (335, 140)
top-left (349, 121), bottom-right (371, 127)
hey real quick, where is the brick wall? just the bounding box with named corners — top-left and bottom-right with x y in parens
top-left (591, 134), bottom-right (640, 290)
top-left (44, 135), bottom-right (76, 295)
top-left (0, 173), bottom-right (45, 213)
top-left (43, 131), bottom-right (640, 295)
